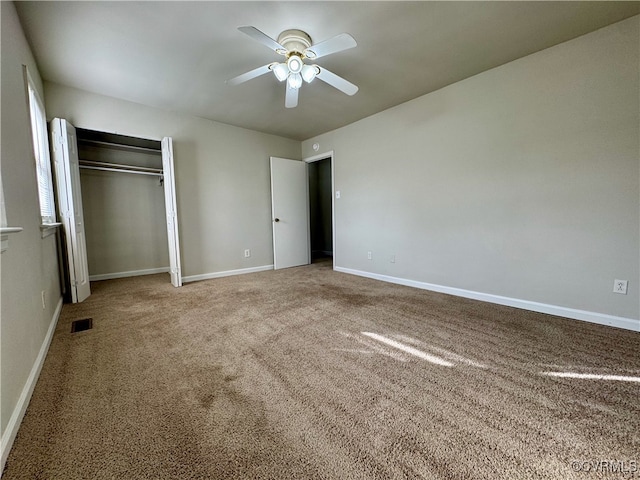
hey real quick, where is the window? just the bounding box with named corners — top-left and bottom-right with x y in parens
top-left (25, 67), bottom-right (56, 226)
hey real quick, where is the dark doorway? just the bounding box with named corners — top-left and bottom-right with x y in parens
top-left (308, 157), bottom-right (332, 262)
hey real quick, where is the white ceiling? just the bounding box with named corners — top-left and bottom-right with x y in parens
top-left (15, 1), bottom-right (640, 141)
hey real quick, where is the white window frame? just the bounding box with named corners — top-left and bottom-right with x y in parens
top-left (24, 66), bottom-right (59, 237)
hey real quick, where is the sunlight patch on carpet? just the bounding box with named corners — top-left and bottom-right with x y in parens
top-left (541, 371), bottom-right (640, 383)
top-left (361, 332), bottom-right (454, 367)
top-left (337, 331), bottom-right (409, 362)
top-left (392, 333), bottom-right (487, 368)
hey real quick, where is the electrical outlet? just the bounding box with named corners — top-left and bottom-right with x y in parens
top-left (390, 255), bottom-right (395, 263)
top-left (41, 291), bottom-right (46, 309)
top-left (244, 249), bottom-right (251, 258)
top-left (367, 251), bottom-right (372, 260)
top-left (613, 279), bottom-right (628, 295)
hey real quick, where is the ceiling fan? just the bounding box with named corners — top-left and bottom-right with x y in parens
top-left (227, 26), bottom-right (359, 108)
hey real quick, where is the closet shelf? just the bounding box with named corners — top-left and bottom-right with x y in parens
top-left (78, 138), bottom-right (161, 154)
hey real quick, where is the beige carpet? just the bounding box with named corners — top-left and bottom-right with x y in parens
top-left (4, 260), bottom-right (639, 479)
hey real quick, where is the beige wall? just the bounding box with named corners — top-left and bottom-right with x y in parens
top-left (44, 83), bottom-right (301, 279)
top-left (1, 1), bottom-right (62, 438)
top-left (303, 16), bottom-right (640, 321)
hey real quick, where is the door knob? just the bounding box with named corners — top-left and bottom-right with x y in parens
top-left (274, 218), bottom-right (280, 222)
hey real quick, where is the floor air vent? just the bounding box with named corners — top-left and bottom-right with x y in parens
top-left (71, 318), bottom-right (93, 333)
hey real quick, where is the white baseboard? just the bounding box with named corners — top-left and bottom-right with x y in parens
top-left (89, 267), bottom-right (170, 282)
top-left (1, 297), bottom-right (63, 474)
top-left (182, 265), bottom-right (274, 283)
top-left (335, 267), bottom-right (639, 333)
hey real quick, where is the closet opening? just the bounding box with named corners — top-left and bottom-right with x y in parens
top-left (76, 128), bottom-right (170, 285)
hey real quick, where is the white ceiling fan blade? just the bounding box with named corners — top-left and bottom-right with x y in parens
top-left (315, 67), bottom-right (359, 96)
top-left (285, 85), bottom-right (299, 108)
top-left (304, 33), bottom-right (357, 59)
top-left (227, 64), bottom-right (272, 86)
top-left (238, 26), bottom-right (288, 55)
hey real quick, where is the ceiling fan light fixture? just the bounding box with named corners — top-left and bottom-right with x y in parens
top-left (287, 73), bottom-right (303, 90)
top-left (272, 63), bottom-right (289, 82)
top-left (301, 64), bottom-right (319, 83)
top-left (230, 26), bottom-right (359, 108)
top-left (287, 55), bottom-right (303, 74)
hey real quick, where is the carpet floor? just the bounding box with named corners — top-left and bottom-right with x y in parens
top-left (4, 260), bottom-right (639, 479)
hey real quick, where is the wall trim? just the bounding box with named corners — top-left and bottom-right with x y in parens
top-left (335, 267), bottom-right (639, 332)
top-left (182, 265), bottom-right (274, 283)
top-left (89, 267), bottom-right (170, 282)
top-left (1, 296), bottom-right (63, 473)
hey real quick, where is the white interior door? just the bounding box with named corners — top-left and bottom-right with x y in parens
top-left (270, 157), bottom-right (310, 270)
top-left (162, 137), bottom-right (182, 287)
top-left (50, 118), bottom-right (91, 303)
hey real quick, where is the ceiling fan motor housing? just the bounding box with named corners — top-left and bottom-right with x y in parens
top-left (277, 29), bottom-right (312, 57)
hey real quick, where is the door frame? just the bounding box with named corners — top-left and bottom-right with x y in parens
top-left (304, 150), bottom-right (335, 270)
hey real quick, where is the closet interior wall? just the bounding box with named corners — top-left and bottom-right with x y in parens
top-left (76, 129), bottom-right (170, 280)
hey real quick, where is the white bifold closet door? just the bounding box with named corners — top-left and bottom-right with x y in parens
top-left (51, 118), bottom-right (91, 303)
top-left (162, 137), bottom-right (182, 287)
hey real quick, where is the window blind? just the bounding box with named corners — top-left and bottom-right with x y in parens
top-left (26, 76), bottom-right (56, 224)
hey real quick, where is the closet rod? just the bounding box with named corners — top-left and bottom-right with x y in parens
top-left (80, 160), bottom-right (163, 174)
top-left (80, 165), bottom-right (163, 177)
top-left (78, 138), bottom-right (161, 154)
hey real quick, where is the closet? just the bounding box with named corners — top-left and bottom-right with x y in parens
top-left (51, 118), bottom-right (181, 303)
top-left (76, 128), bottom-right (170, 282)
